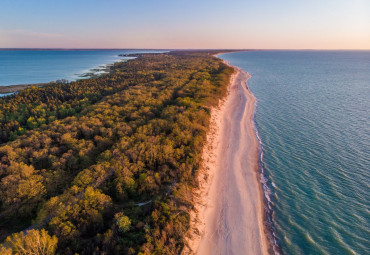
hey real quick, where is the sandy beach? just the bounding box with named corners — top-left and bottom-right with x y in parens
top-left (183, 61), bottom-right (269, 255)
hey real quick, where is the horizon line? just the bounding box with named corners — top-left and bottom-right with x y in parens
top-left (1, 48), bottom-right (370, 51)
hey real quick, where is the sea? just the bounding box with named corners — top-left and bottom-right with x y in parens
top-left (220, 51), bottom-right (370, 255)
top-left (0, 49), bottom-right (164, 94)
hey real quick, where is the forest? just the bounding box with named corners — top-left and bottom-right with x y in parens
top-left (0, 51), bottom-right (234, 254)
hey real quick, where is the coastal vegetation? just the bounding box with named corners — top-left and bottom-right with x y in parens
top-left (0, 51), bottom-right (234, 254)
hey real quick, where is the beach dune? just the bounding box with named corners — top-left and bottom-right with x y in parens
top-left (183, 63), bottom-right (269, 255)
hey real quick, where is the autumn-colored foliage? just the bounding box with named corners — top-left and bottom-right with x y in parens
top-left (0, 51), bottom-right (234, 254)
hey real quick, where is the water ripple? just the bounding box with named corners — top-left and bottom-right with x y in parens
top-left (221, 51), bottom-right (370, 255)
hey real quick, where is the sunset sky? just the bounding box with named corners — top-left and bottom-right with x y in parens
top-left (0, 0), bottom-right (369, 49)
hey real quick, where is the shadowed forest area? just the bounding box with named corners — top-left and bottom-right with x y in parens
top-left (0, 51), bottom-right (234, 254)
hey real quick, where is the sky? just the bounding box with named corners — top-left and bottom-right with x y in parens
top-left (0, 0), bottom-right (369, 49)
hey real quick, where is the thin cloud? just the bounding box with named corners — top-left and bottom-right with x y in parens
top-left (0, 29), bottom-right (85, 48)
top-left (8, 29), bottom-right (64, 38)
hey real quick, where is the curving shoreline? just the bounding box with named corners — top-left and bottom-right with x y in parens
top-left (183, 59), bottom-right (270, 254)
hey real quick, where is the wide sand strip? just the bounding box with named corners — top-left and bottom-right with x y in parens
top-left (183, 62), bottom-right (269, 255)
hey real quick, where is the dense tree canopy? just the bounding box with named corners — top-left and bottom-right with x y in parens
top-left (0, 51), bottom-right (234, 254)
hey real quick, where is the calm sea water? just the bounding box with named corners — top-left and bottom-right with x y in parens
top-left (220, 51), bottom-right (370, 255)
top-left (0, 49), bottom-right (163, 87)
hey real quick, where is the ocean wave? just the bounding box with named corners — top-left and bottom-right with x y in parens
top-left (249, 79), bottom-right (281, 255)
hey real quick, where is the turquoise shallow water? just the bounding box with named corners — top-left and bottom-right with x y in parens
top-left (220, 51), bottom-right (370, 255)
top-left (0, 49), bottom-right (163, 87)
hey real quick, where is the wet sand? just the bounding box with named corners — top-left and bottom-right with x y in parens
top-left (183, 62), bottom-right (269, 255)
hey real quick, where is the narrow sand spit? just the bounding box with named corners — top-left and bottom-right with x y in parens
top-left (182, 62), bottom-right (269, 255)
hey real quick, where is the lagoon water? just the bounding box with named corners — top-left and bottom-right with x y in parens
top-left (220, 51), bottom-right (370, 254)
top-left (0, 49), bottom-right (162, 87)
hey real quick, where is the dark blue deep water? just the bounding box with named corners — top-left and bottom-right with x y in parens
top-left (220, 51), bottom-right (370, 255)
top-left (0, 49), bottom-right (163, 87)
